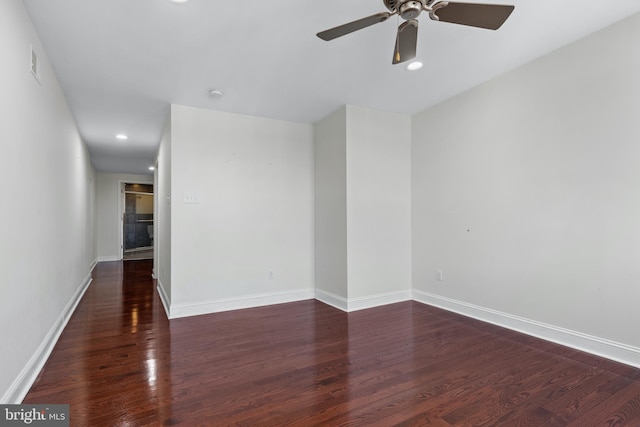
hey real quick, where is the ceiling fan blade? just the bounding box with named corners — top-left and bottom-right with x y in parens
top-left (392, 19), bottom-right (418, 64)
top-left (431, 2), bottom-right (514, 30)
top-left (317, 12), bottom-right (393, 41)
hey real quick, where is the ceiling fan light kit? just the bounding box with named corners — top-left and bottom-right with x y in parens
top-left (317, 0), bottom-right (514, 65)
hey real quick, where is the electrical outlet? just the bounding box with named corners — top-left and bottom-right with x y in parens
top-left (436, 269), bottom-right (443, 282)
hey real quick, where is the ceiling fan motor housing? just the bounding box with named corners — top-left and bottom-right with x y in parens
top-left (385, 0), bottom-right (427, 19)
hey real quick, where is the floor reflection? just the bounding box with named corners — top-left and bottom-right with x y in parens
top-left (25, 260), bottom-right (173, 426)
top-left (25, 262), bottom-right (639, 425)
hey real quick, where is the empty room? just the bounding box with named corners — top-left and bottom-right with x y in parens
top-left (2, 0), bottom-right (640, 425)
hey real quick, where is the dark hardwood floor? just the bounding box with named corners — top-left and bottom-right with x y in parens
top-left (24, 261), bottom-right (640, 426)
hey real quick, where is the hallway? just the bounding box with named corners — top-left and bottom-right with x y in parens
top-left (25, 261), bottom-right (168, 425)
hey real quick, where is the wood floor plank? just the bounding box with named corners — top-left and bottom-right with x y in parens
top-left (567, 386), bottom-right (640, 427)
top-left (23, 260), bottom-right (640, 426)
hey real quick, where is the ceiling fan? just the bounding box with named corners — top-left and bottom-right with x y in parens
top-left (316, 0), bottom-right (515, 64)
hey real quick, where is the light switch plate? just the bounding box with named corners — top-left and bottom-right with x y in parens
top-left (183, 193), bottom-right (200, 204)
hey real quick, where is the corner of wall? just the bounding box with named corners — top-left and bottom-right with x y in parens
top-left (412, 289), bottom-right (640, 369)
top-left (156, 279), bottom-right (171, 319)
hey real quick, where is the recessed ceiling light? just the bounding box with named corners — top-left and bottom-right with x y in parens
top-left (406, 61), bottom-right (423, 71)
top-left (209, 89), bottom-right (224, 98)
top-left (169, 0), bottom-right (189, 3)
top-left (148, 166), bottom-right (155, 171)
top-left (116, 134), bottom-right (128, 140)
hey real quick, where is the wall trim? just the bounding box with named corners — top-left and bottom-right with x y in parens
top-left (314, 289), bottom-right (412, 312)
top-left (348, 290), bottom-right (412, 312)
top-left (314, 289), bottom-right (348, 312)
top-left (3, 273), bottom-right (93, 404)
top-left (156, 279), bottom-right (171, 319)
top-left (96, 255), bottom-right (120, 263)
top-left (168, 289), bottom-right (315, 319)
top-left (412, 290), bottom-right (640, 369)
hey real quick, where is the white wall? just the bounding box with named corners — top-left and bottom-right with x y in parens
top-left (95, 172), bottom-right (153, 261)
top-left (314, 107), bottom-right (348, 301)
top-left (346, 106), bottom-right (412, 302)
top-left (156, 116), bottom-right (172, 309)
top-left (412, 13), bottom-right (640, 364)
top-left (314, 106), bottom-right (412, 310)
top-left (168, 105), bottom-right (314, 317)
top-left (0, 0), bottom-right (96, 403)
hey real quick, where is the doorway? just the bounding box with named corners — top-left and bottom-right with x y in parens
top-left (122, 183), bottom-right (154, 261)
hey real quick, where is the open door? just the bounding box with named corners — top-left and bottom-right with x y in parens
top-left (123, 183), bottom-right (154, 261)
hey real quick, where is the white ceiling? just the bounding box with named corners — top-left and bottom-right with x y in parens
top-left (23, 0), bottom-right (640, 175)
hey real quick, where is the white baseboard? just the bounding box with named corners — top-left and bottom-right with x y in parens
top-left (314, 289), bottom-right (348, 311)
top-left (168, 289), bottom-right (315, 319)
top-left (412, 290), bottom-right (640, 369)
top-left (3, 273), bottom-right (93, 404)
top-left (348, 290), bottom-right (412, 312)
top-left (96, 255), bottom-right (120, 262)
top-left (156, 279), bottom-right (171, 318)
top-left (314, 289), bottom-right (411, 312)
